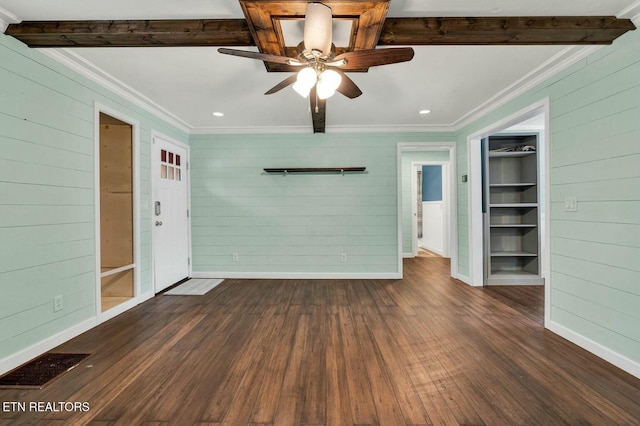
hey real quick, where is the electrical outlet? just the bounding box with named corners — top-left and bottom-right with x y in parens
top-left (564, 196), bottom-right (578, 212)
top-left (340, 253), bottom-right (347, 263)
top-left (53, 295), bottom-right (63, 312)
top-left (232, 253), bottom-right (239, 262)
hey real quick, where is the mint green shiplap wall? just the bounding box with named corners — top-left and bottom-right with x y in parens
top-left (400, 150), bottom-right (451, 254)
top-left (190, 132), bottom-right (453, 276)
top-left (457, 30), bottom-right (640, 365)
top-left (0, 33), bottom-right (187, 362)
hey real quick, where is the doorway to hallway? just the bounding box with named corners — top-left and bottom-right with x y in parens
top-left (397, 142), bottom-right (458, 279)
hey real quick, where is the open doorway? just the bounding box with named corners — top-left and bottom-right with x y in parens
top-left (97, 112), bottom-right (137, 313)
top-left (467, 100), bottom-right (550, 322)
top-left (397, 142), bottom-right (458, 279)
top-left (413, 162), bottom-right (450, 258)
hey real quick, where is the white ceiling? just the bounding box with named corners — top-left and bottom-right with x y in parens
top-left (0, 0), bottom-right (637, 133)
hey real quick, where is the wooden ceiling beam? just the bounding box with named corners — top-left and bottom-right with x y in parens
top-left (5, 16), bottom-right (634, 48)
top-left (4, 19), bottom-right (255, 47)
top-left (379, 16), bottom-right (636, 45)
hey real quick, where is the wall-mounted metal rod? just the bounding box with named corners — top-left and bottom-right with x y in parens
top-left (263, 167), bottom-right (366, 174)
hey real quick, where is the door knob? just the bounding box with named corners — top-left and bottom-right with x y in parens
top-left (155, 221), bottom-right (163, 226)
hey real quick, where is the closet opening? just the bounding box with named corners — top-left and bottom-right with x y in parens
top-left (98, 113), bottom-right (135, 312)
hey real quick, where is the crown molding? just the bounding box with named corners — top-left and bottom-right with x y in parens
top-left (190, 125), bottom-right (312, 135)
top-left (0, 6), bottom-right (19, 32)
top-left (38, 48), bottom-right (192, 134)
top-left (618, 0), bottom-right (640, 25)
top-left (325, 124), bottom-right (455, 134)
top-left (190, 123), bottom-right (456, 135)
top-left (451, 44), bottom-right (601, 132)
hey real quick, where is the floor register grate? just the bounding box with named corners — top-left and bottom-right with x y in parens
top-left (0, 353), bottom-right (90, 389)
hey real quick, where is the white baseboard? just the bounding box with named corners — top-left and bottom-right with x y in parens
top-left (0, 317), bottom-right (97, 376)
top-left (191, 271), bottom-right (402, 280)
top-left (547, 320), bottom-right (640, 380)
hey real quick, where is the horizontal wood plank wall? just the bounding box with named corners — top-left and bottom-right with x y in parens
top-left (457, 29), bottom-right (640, 368)
top-left (400, 151), bottom-right (450, 254)
top-left (0, 32), bottom-right (187, 366)
top-left (189, 133), bottom-right (454, 277)
top-left (456, 144), bottom-right (470, 277)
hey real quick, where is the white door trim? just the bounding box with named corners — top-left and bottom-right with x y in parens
top-left (397, 142), bottom-right (458, 280)
top-left (411, 161), bottom-right (450, 258)
top-left (93, 102), bottom-right (142, 322)
top-left (150, 131), bottom-right (192, 293)
top-left (466, 98), bottom-right (551, 323)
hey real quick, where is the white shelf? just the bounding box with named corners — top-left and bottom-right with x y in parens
top-left (490, 203), bottom-right (537, 208)
top-left (488, 151), bottom-right (536, 158)
top-left (489, 183), bottom-right (536, 187)
top-left (490, 251), bottom-right (538, 257)
top-left (489, 270), bottom-right (540, 276)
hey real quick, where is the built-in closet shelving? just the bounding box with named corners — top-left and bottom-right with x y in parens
top-left (484, 134), bottom-right (543, 285)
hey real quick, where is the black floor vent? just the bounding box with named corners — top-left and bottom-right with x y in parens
top-left (0, 353), bottom-right (90, 388)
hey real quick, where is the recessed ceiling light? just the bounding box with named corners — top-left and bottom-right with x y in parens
top-left (419, 109), bottom-right (431, 115)
top-left (212, 112), bottom-right (224, 117)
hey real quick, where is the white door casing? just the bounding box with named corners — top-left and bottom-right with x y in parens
top-left (152, 135), bottom-right (190, 292)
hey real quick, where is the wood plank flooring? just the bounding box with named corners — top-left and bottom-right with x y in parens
top-left (1, 257), bottom-right (639, 425)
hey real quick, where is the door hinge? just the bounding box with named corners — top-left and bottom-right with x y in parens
top-left (188, 257), bottom-right (191, 266)
top-left (187, 209), bottom-right (190, 218)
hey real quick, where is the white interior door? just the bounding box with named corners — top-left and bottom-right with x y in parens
top-left (422, 201), bottom-right (445, 255)
top-left (152, 136), bottom-right (189, 292)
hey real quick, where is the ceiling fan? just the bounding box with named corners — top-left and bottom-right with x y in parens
top-left (218, 3), bottom-right (414, 106)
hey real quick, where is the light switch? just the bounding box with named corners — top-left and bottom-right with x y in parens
top-left (564, 196), bottom-right (578, 212)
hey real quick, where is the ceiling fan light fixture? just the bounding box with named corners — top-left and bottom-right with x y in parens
top-left (317, 69), bottom-right (342, 100)
top-left (316, 81), bottom-right (335, 100)
top-left (303, 3), bottom-right (333, 58)
top-left (293, 66), bottom-right (318, 98)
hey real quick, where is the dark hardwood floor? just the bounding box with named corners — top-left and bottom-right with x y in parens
top-left (2, 257), bottom-right (639, 425)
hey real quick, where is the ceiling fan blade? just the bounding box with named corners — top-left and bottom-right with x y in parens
top-left (217, 48), bottom-right (302, 66)
top-left (265, 74), bottom-right (298, 95)
top-left (334, 47), bottom-right (414, 70)
top-left (309, 86), bottom-right (327, 133)
top-left (332, 70), bottom-right (362, 99)
top-left (309, 86), bottom-right (326, 134)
